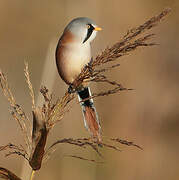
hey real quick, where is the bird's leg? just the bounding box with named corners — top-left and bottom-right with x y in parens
top-left (68, 84), bottom-right (85, 94)
top-left (68, 84), bottom-right (76, 94)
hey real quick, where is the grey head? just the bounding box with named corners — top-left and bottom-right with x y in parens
top-left (64, 17), bottom-right (102, 44)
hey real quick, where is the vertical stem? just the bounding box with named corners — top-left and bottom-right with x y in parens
top-left (20, 39), bottom-right (57, 180)
top-left (30, 170), bottom-right (35, 180)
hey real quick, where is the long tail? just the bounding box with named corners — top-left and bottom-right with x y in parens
top-left (77, 87), bottom-right (102, 143)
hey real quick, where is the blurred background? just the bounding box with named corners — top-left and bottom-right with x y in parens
top-left (0, 0), bottom-right (179, 180)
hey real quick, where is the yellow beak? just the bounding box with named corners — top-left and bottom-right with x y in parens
top-left (94, 27), bottom-right (102, 31)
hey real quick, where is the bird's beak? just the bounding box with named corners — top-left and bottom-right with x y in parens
top-left (94, 27), bottom-right (102, 31)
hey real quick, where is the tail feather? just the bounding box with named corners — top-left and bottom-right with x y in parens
top-left (78, 87), bottom-right (101, 143)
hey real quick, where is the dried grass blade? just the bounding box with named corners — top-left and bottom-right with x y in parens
top-left (24, 62), bottom-right (35, 110)
top-left (0, 167), bottom-right (22, 180)
top-left (111, 138), bottom-right (143, 150)
top-left (65, 155), bottom-right (104, 164)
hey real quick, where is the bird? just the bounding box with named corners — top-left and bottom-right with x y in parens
top-left (55, 17), bottom-right (102, 143)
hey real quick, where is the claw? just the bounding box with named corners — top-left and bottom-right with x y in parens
top-left (68, 84), bottom-right (76, 94)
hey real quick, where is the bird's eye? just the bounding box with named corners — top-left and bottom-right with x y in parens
top-left (83, 24), bottom-right (95, 43)
top-left (87, 24), bottom-right (91, 29)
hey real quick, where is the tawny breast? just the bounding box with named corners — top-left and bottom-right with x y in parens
top-left (56, 31), bottom-right (91, 85)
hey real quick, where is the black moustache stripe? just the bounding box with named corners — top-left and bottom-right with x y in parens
top-left (83, 24), bottom-right (94, 43)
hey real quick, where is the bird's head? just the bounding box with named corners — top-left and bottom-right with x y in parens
top-left (64, 17), bottom-right (102, 44)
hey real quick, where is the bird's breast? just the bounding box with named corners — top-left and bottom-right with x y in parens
top-left (56, 43), bottom-right (91, 84)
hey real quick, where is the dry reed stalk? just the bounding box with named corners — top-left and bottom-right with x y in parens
top-left (24, 62), bottom-right (35, 110)
top-left (29, 108), bottom-right (48, 170)
top-left (0, 167), bottom-right (22, 180)
top-left (70, 8), bottom-right (171, 94)
top-left (0, 8), bottom-right (171, 180)
top-left (44, 137), bottom-right (142, 162)
top-left (0, 71), bottom-right (31, 153)
top-left (21, 39), bottom-right (58, 180)
top-left (65, 155), bottom-right (104, 164)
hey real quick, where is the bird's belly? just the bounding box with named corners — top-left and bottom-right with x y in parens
top-left (60, 48), bottom-right (91, 84)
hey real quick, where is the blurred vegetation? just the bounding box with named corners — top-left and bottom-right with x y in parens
top-left (0, 1), bottom-right (179, 180)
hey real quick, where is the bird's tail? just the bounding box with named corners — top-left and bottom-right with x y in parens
top-left (77, 87), bottom-right (102, 143)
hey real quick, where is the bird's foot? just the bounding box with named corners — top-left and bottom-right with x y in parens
top-left (68, 84), bottom-right (76, 94)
